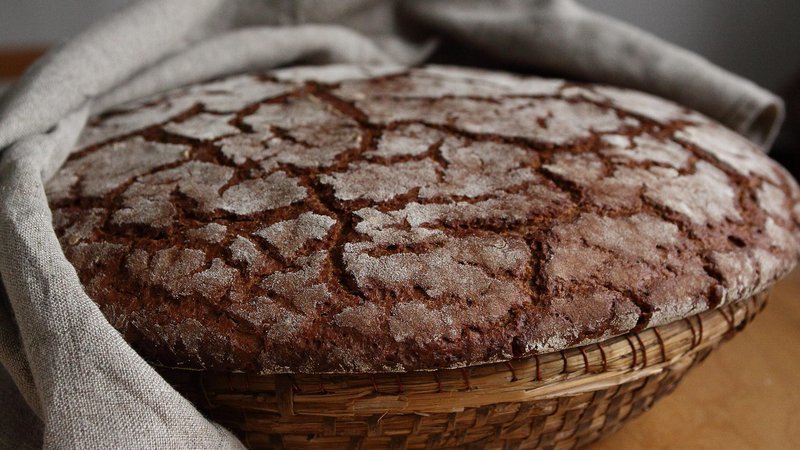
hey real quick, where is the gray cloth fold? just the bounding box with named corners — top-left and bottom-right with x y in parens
top-left (0, 0), bottom-right (784, 448)
top-left (400, 0), bottom-right (784, 147)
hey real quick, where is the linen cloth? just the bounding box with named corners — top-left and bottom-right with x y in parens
top-left (0, 0), bottom-right (784, 448)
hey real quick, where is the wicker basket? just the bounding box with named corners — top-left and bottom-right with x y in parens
top-left (158, 292), bottom-right (767, 449)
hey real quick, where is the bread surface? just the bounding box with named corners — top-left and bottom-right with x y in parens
top-left (47, 65), bottom-right (800, 373)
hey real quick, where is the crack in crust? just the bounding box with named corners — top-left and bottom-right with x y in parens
top-left (46, 65), bottom-right (800, 374)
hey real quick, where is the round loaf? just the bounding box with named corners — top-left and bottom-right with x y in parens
top-left (46, 65), bottom-right (800, 373)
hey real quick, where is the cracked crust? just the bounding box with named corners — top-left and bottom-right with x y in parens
top-left (46, 65), bottom-right (800, 374)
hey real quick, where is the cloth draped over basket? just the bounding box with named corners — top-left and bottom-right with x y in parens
top-left (0, 0), bottom-right (784, 448)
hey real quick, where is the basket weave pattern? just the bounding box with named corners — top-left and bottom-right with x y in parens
top-left (159, 293), bottom-right (766, 449)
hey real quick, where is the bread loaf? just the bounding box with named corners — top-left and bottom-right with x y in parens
top-left (46, 65), bottom-right (800, 373)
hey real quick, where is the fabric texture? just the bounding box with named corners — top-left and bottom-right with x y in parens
top-left (0, 0), bottom-right (783, 448)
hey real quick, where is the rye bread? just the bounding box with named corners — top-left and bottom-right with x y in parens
top-left (46, 65), bottom-right (800, 374)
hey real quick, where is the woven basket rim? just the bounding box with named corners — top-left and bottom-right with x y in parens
top-left (157, 293), bottom-right (765, 418)
top-left (155, 293), bottom-right (766, 449)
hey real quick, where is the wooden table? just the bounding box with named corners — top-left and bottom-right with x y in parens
top-left (591, 268), bottom-right (800, 450)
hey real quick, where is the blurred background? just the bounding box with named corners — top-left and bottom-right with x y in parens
top-left (1, 0), bottom-right (800, 174)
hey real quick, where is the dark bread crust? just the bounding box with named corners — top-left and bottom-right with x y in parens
top-left (47, 65), bottom-right (800, 374)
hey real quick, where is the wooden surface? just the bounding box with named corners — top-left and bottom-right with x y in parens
top-left (0, 47), bottom-right (46, 79)
top-left (590, 268), bottom-right (800, 450)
